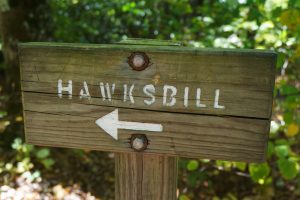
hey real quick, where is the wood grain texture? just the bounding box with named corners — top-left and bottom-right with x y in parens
top-left (22, 92), bottom-right (268, 162)
top-left (19, 42), bottom-right (276, 119)
top-left (19, 42), bottom-right (276, 162)
top-left (115, 153), bottom-right (177, 200)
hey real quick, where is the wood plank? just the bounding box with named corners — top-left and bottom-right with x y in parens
top-left (23, 92), bottom-right (268, 162)
top-left (115, 153), bottom-right (178, 200)
top-left (19, 43), bottom-right (276, 119)
top-left (19, 42), bottom-right (275, 162)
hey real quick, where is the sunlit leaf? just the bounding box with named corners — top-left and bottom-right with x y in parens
top-left (187, 160), bottom-right (199, 171)
top-left (280, 84), bottom-right (299, 96)
top-left (235, 162), bottom-right (246, 171)
top-left (0, 120), bottom-right (10, 133)
top-left (15, 116), bottom-right (23, 122)
top-left (265, 0), bottom-right (288, 12)
top-left (41, 158), bottom-right (55, 169)
top-left (277, 158), bottom-right (299, 180)
top-left (270, 120), bottom-right (280, 134)
top-left (249, 163), bottom-right (271, 183)
top-left (11, 138), bottom-right (22, 150)
top-left (179, 195), bottom-right (190, 200)
top-left (0, 111), bottom-right (7, 118)
top-left (275, 145), bottom-right (290, 158)
top-left (285, 123), bottom-right (299, 137)
top-left (36, 148), bottom-right (50, 159)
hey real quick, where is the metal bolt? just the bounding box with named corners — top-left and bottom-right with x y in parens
top-left (130, 134), bottom-right (148, 152)
top-left (127, 52), bottom-right (150, 71)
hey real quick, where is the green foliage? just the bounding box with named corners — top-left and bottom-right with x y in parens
top-left (187, 160), bottom-right (199, 171)
top-left (249, 163), bottom-right (271, 183)
top-left (235, 162), bottom-right (247, 171)
top-left (0, 138), bottom-right (55, 183)
top-left (179, 194), bottom-right (190, 200)
top-left (274, 144), bottom-right (290, 158)
top-left (36, 148), bottom-right (50, 159)
top-left (277, 158), bottom-right (299, 180)
top-left (0, 0), bottom-right (299, 199)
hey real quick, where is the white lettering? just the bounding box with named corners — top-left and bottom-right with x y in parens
top-left (123, 84), bottom-right (135, 104)
top-left (214, 89), bottom-right (225, 109)
top-left (100, 82), bottom-right (115, 101)
top-left (57, 79), bottom-right (226, 110)
top-left (184, 87), bottom-right (189, 107)
top-left (163, 85), bottom-right (177, 107)
top-left (143, 84), bottom-right (156, 105)
top-left (80, 81), bottom-right (91, 99)
top-left (196, 88), bottom-right (206, 108)
top-left (58, 79), bottom-right (72, 99)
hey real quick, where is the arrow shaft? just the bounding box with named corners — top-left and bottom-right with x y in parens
top-left (116, 121), bottom-right (163, 132)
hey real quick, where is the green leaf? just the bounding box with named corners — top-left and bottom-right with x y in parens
top-left (0, 111), bottom-right (7, 118)
top-left (187, 172), bottom-right (199, 187)
top-left (36, 148), bottom-right (50, 159)
top-left (280, 84), bottom-right (299, 96)
top-left (41, 158), bottom-right (55, 169)
top-left (201, 159), bottom-right (210, 163)
top-left (187, 160), bottom-right (199, 171)
top-left (11, 138), bottom-right (22, 151)
top-left (276, 52), bottom-right (286, 69)
top-left (249, 163), bottom-right (270, 183)
top-left (226, 0), bottom-right (238, 9)
top-left (235, 162), bottom-right (246, 171)
top-left (179, 195), bottom-right (190, 200)
top-left (277, 158), bottom-right (299, 180)
top-left (275, 139), bottom-right (289, 145)
top-left (215, 160), bottom-right (233, 170)
top-left (283, 111), bottom-right (294, 124)
top-left (265, 0), bottom-right (288, 12)
top-left (22, 144), bottom-right (34, 155)
top-left (275, 145), bottom-right (290, 158)
top-left (289, 0), bottom-right (300, 7)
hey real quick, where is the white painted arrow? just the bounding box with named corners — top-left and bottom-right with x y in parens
top-left (95, 109), bottom-right (163, 140)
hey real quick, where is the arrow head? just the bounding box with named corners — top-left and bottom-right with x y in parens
top-left (95, 109), bottom-right (119, 140)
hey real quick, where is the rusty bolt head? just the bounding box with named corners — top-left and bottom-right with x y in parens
top-left (130, 134), bottom-right (148, 152)
top-left (127, 52), bottom-right (150, 71)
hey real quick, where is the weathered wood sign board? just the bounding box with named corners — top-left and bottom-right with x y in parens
top-left (19, 42), bottom-right (276, 162)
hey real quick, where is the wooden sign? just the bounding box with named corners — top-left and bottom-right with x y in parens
top-left (19, 42), bottom-right (276, 162)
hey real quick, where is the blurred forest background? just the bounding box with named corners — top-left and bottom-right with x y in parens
top-left (0, 0), bottom-right (299, 199)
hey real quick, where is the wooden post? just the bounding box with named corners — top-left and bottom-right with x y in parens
top-left (115, 153), bottom-right (178, 200)
top-left (114, 39), bottom-right (179, 200)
